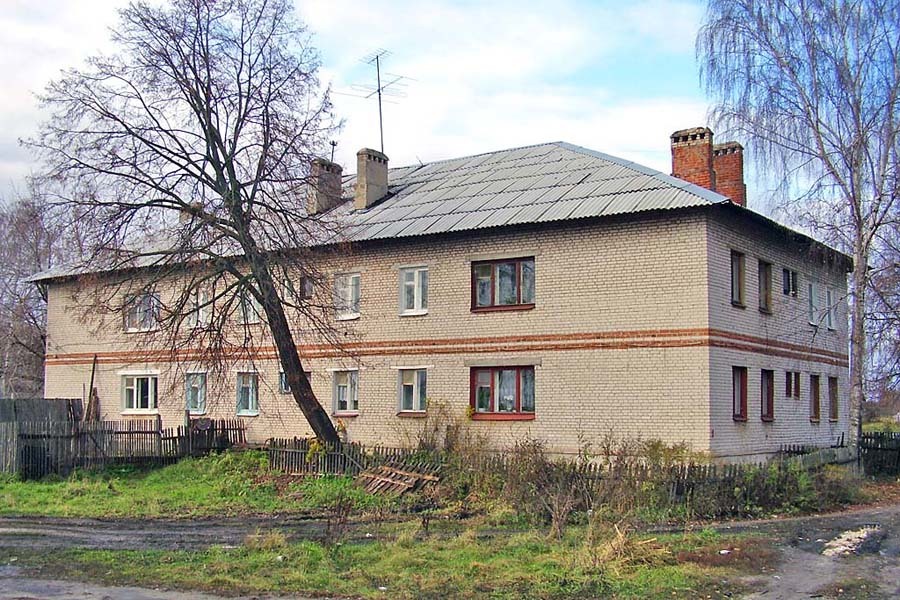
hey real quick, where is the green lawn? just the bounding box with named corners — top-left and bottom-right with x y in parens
top-left (2, 528), bottom-right (772, 599)
top-left (0, 451), bottom-right (382, 518)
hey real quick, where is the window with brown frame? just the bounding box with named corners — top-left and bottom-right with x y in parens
top-left (732, 366), bottom-right (748, 422)
top-left (828, 377), bottom-right (839, 422)
top-left (809, 374), bottom-right (821, 422)
top-left (758, 261), bottom-right (772, 313)
top-left (730, 251), bottom-right (745, 306)
top-left (471, 257), bottom-right (535, 311)
top-left (761, 369), bottom-right (775, 422)
top-left (470, 366), bottom-right (535, 420)
top-left (786, 371), bottom-right (801, 399)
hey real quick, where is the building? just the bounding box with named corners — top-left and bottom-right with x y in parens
top-left (33, 127), bottom-right (851, 461)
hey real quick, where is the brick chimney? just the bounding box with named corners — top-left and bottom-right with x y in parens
top-left (671, 127), bottom-right (746, 207)
top-left (712, 142), bottom-right (746, 207)
top-left (671, 127), bottom-right (715, 191)
top-left (306, 158), bottom-right (344, 215)
top-left (354, 148), bottom-right (388, 210)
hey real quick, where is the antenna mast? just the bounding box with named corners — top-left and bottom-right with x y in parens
top-left (336, 49), bottom-right (412, 155)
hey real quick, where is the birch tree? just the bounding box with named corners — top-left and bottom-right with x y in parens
top-left (26, 0), bottom-right (343, 442)
top-left (698, 0), bottom-right (900, 443)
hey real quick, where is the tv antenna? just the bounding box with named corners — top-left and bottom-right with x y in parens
top-left (335, 49), bottom-right (412, 154)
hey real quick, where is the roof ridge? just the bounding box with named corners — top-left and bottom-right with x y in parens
top-left (375, 141), bottom-right (565, 174)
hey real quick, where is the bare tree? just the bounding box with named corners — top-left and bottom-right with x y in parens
top-left (697, 0), bottom-right (900, 444)
top-left (0, 187), bottom-right (79, 398)
top-left (25, 0), bottom-right (343, 442)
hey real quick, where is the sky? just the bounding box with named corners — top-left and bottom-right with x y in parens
top-left (0, 0), bottom-right (725, 204)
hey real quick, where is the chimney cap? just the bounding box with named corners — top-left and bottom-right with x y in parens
top-left (713, 141), bottom-right (744, 155)
top-left (311, 157), bottom-right (343, 173)
top-left (670, 127), bottom-right (713, 143)
top-left (357, 147), bottom-right (388, 161)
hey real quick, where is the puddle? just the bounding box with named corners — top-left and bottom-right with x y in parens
top-left (822, 526), bottom-right (881, 557)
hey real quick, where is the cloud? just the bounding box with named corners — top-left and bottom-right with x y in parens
top-left (0, 0), bottom-right (710, 197)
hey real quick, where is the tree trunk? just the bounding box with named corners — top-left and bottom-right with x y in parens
top-left (849, 238), bottom-right (868, 453)
top-left (248, 255), bottom-right (340, 445)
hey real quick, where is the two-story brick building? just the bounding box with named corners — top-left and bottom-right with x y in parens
top-left (34, 127), bottom-right (851, 461)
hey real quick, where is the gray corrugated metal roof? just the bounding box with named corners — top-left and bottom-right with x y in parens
top-left (30, 141), bottom-right (733, 282)
top-left (340, 141), bottom-right (730, 244)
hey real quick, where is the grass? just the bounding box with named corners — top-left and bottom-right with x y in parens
top-left (863, 417), bottom-right (900, 433)
top-left (0, 528), bottom-right (772, 599)
top-left (0, 451), bottom-right (386, 518)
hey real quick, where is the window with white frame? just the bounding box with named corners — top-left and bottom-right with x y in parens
top-left (399, 267), bottom-right (429, 315)
top-left (279, 370), bottom-right (311, 394)
top-left (123, 292), bottom-right (159, 332)
top-left (398, 369), bottom-right (427, 412)
top-left (186, 289), bottom-right (209, 328)
top-left (333, 370), bottom-right (358, 413)
top-left (334, 273), bottom-right (361, 319)
top-left (122, 375), bottom-right (158, 411)
top-left (185, 372), bottom-right (207, 414)
top-left (238, 290), bottom-right (262, 324)
top-left (825, 288), bottom-right (836, 329)
top-left (236, 372), bottom-right (259, 415)
top-left (807, 281), bottom-right (819, 326)
top-left (284, 276), bottom-right (314, 302)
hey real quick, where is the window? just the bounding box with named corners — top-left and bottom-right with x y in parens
top-left (761, 369), bottom-right (774, 422)
top-left (279, 370), bottom-right (311, 394)
top-left (470, 366), bottom-right (535, 418)
top-left (730, 251), bottom-right (745, 306)
top-left (124, 292), bottom-right (159, 332)
top-left (333, 370), bottom-right (359, 413)
top-left (122, 375), bottom-right (158, 411)
top-left (334, 273), bottom-right (361, 319)
top-left (808, 281), bottom-right (819, 326)
top-left (399, 267), bottom-right (429, 315)
top-left (825, 288), bottom-right (836, 329)
top-left (758, 261), bottom-right (772, 313)
top-left (471, 257), bottom-right (535, 310)
top-left (284, 276), bottom-right (314, 302)
top-left (398, 369), bottom-right (427, 412)
top-left (732, 366), bottom-right (748, 421)
top-left (828, 377), bottom-right (839, 421)
top-left (186, 289), bottom-right (209, 328)
top-left (782, 268), bottom-right (798, 296)
top-left (236, 372), bottom-right (259, 415)
top-left (785, 371), bottom-right (801, 399)
top-left (185, 373), bottom-right (206, 414)
top-left (809, 374), bottom-right (821, 422)
top-left (238, 290), bottom-right (262, 324)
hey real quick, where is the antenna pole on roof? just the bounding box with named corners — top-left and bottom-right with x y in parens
top-left (329, 140), bottom-right (337, 162)
top-left (335, 49), bottom-right (414, 156)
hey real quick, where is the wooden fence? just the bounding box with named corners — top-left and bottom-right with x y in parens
top-left (266, 438), bottom-right (431, 476)
top-left (861, 432), bottom-right (900, 475)
top-left (1, 418), bottom-right (246, 479)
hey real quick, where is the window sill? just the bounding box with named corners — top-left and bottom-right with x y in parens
top-left (333, 411), bottom-right (359, 418)
top-left (399, 310), bottom-right (429, 318)
top-left (471, 413), bottom-right (535, 421)
top-left (238, 321), bottom-right (261, 326)
top-left (761, 417), bottom-right (774, 423)
top-left (810, 418), bottom-right (820, 424)
top-left (828, 418), bottom-right (839, 423)
top-left (397, 411), bottom-right (427, 418)
top-left (471, 303), bottom-right (535, 314)
top-left (731, 301), bottom-right (746, 309)
top-left (237, 411), bottom-right (260, 417)
top-left (336, 313), bottom-right (361, 322)
top-left (121, 409), bottom-right (159, 416)
top-left (188, 410), bottom-right (207, 416)
top-left (732, 416), bottom-right (747, 423)
top-left (758, 307), bottom-right (772, 315)
top-left (123, 328), bottom-right (158, 334)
